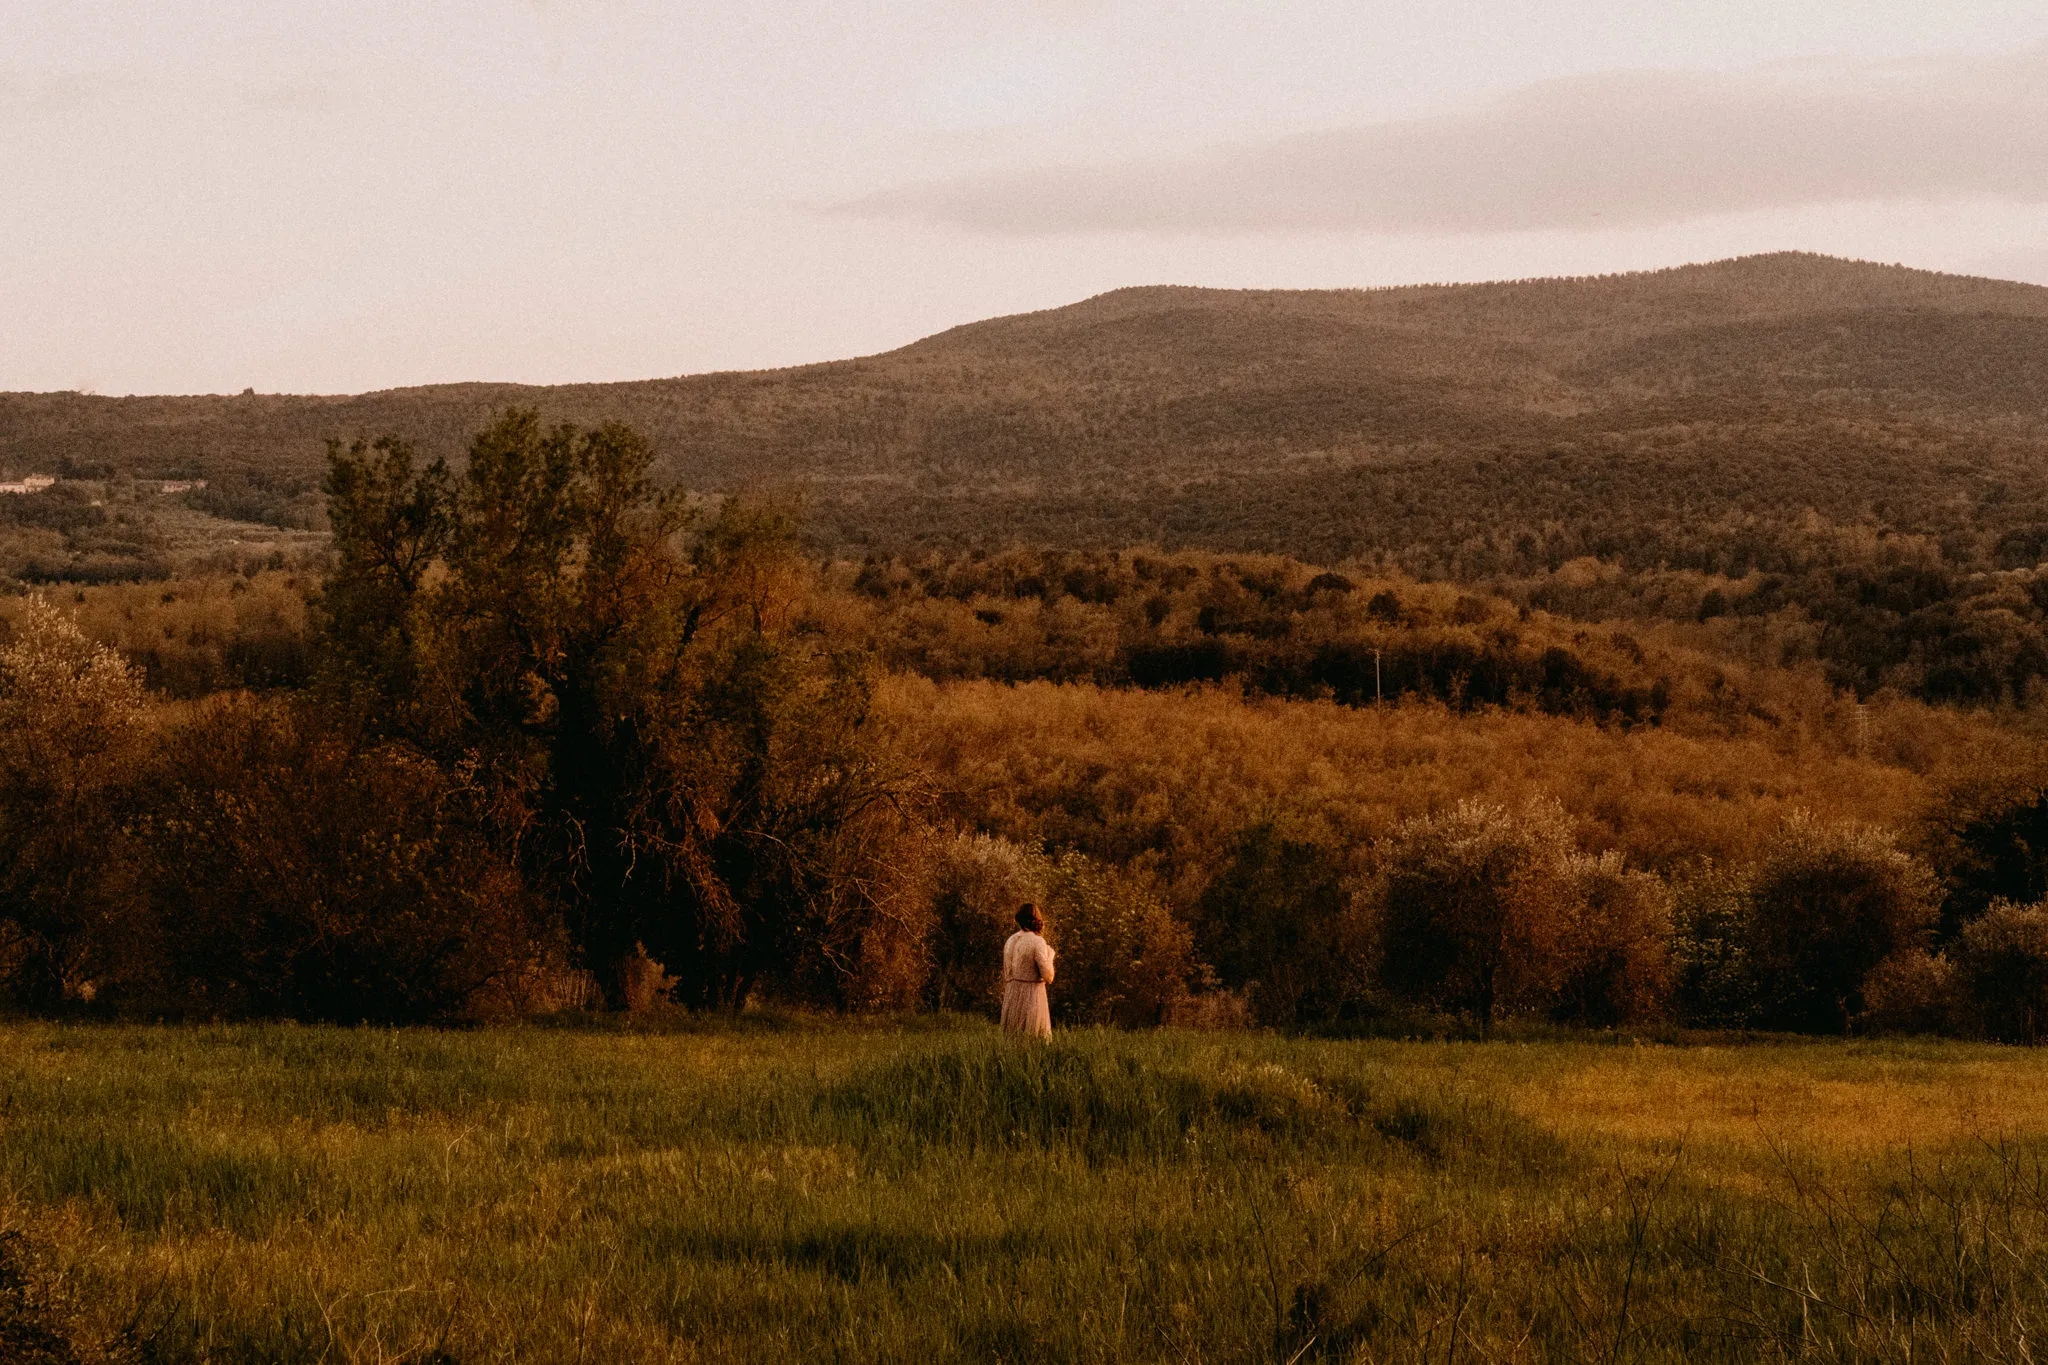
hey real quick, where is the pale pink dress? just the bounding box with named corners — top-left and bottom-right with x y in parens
top-left (1000, 930), bottom-right (1056, 1037)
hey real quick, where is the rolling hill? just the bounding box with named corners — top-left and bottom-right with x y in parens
top-left (5, 251), bottom-right (2048, 577)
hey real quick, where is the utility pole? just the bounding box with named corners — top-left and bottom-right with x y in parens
top-left (1375, 648), bottom-right (1382, 705)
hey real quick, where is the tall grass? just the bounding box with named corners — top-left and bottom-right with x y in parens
top-left (5, 1022), bottom-right (2048, 1362)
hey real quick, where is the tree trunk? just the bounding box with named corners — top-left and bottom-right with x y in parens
top-left (596, 950), bottom-right (637, 1012)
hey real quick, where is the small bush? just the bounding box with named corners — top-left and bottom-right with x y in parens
top-left (1952, 900), bottom-right (2048, 1042)
top-left (1551, 852), bottom-right (1672, 1027)
top-left (1043, 853), bottom-right (1208, 1028)
top-left (923, 833), bottom-right (1047, 1014)
top-left (919, 836), bottom-right (1212, 1026)
top-left (1925, 766), bottom-right (2048, 931)
top-left (1859, 951), bottom-right (1960, 1035)
top-left (1375, 801), bottom-right (1584, 1032)
top-left (1669, 863), bottom-right (1761, 1028)
top-left (1197, 822), bottom-right (1374, 1027)
top-left (0, 597), bottom-right (148, 1010)
top-left (1747, 815), bottom-right (1941, 1034)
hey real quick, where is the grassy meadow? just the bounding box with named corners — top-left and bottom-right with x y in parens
top-left (7, 1022), bottom-right (2048, 1363)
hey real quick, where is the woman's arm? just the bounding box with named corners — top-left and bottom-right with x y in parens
top-left (1035, 938), bottom-right (1056, 985)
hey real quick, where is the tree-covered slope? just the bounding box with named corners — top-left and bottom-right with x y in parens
top-left (5, 251), bottom-right (2048, 574)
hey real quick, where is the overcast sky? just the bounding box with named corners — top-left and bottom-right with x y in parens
top-left (6, 1), bottom-right (2048, 395)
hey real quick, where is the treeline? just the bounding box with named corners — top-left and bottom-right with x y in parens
top-left (839, 505), bottom-right (2048, 712)
top-left (43, 489), bottom-right (2048, 715)
top-left (840, 537), bottom-right (2048, 722)
top-left (176, 468), bottom-right (324, 530)
top-left (10, 411), bottom-right (2048, 1040)
top-left (919, 799), bottom-right (2048, 1039)
top-left (845, 548), bottom-right (1671, 725)
top-left (1509, 523), bottom-right (2048, 706)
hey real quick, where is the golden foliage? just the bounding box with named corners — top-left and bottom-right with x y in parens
top-left (0, 571), bottom-right (311, 696)
top-left (879, 673), bottom-right (1979, 900)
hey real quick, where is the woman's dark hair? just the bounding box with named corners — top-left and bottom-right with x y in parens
top-left (1016, 902), bottom-right (1043, 932)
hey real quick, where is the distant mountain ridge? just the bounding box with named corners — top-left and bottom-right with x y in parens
top-left (6, 252), bottom-right (2048, 569)
top-left (917, 253), bottom-right (2048, 345)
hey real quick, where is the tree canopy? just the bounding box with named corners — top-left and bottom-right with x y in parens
top-left (320, 409), bottom-right (927, 1008)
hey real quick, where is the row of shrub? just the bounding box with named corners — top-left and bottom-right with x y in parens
top-left (848, 548), bottom-right (1674, 725)
top-left (923, 800), bottom-right (2048, 1040)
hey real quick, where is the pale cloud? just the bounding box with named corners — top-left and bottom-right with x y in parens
top-left (843, 45), bottom-right (2048, 234)
top-left (9, 1), bottom-right (2048, 393)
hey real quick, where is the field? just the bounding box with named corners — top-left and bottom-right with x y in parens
top-left (7, 1024), bottom-right (2048, 1362)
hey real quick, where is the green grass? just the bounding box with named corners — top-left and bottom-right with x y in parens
top-left (6, 1022), bottom-right (2048, 1362)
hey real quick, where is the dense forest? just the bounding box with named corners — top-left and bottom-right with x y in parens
top-left (7, 405), bottom-right (2048, 1041)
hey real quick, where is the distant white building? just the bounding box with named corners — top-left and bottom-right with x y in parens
top-left (156, 479), bottom-right (208, 494)
top-left (0, 474), bottom-right (55, 495)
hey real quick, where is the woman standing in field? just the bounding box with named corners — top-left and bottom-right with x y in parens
top-left (1001, 903), bottom-right (1056, 1037)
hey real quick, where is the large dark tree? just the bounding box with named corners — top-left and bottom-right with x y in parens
top-left (320, 409), bottom-right (927, 1010)
top-left (317, 434), bottom-right (451, 724)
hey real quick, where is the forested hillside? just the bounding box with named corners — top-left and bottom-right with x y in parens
top-left (5, 252), bottom-right (2045, 557)
top-left (9, 251), bottom-right (2048, 700)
